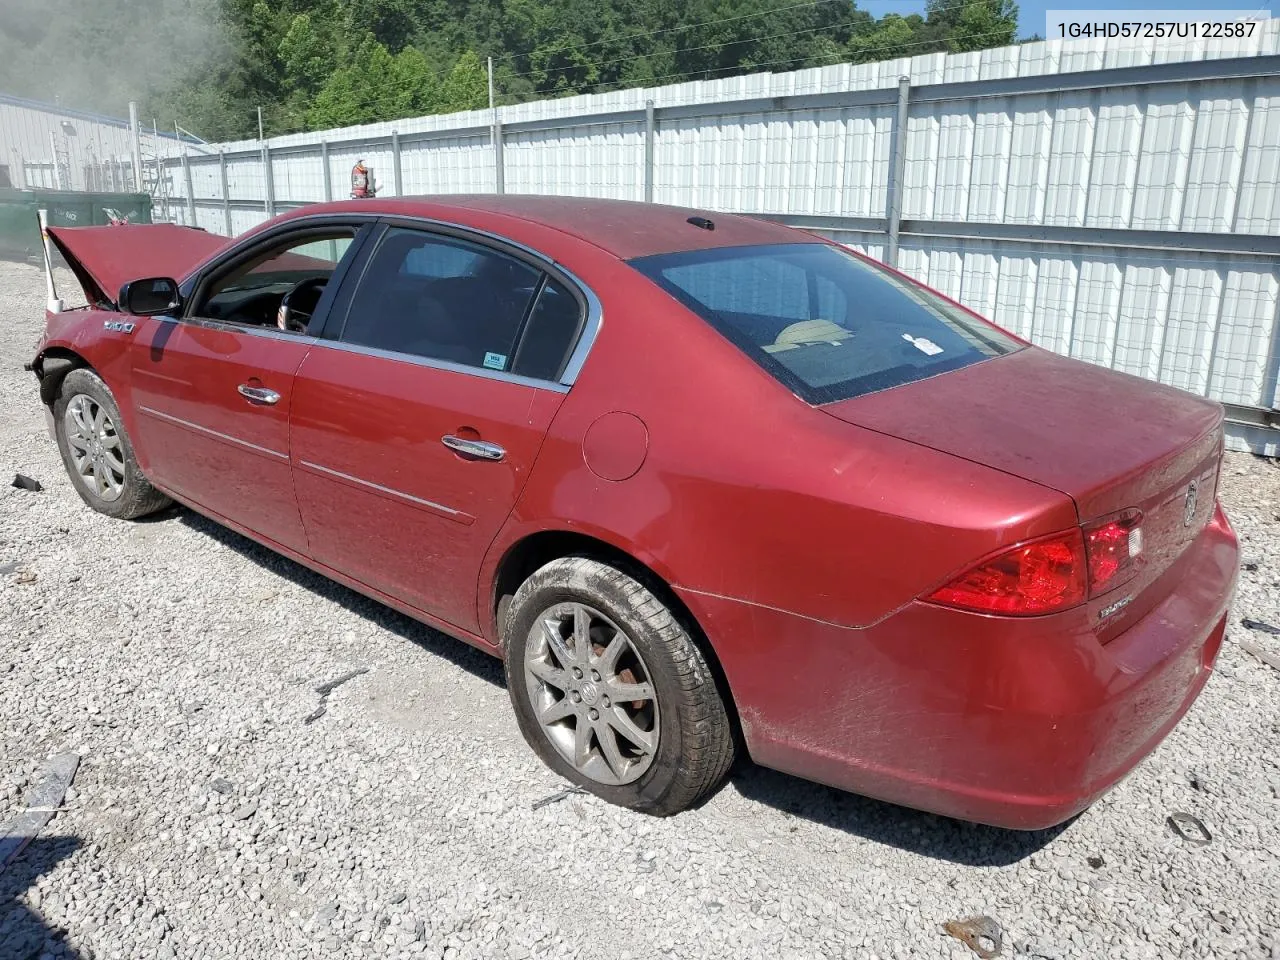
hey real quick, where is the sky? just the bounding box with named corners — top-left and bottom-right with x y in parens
top-left (858, 0), bottom-right (1275, 39)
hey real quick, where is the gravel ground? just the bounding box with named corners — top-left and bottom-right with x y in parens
top-left (1, 257), bottom-right (1278, 960)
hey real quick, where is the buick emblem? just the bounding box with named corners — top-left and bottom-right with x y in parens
top-left (1183, 480), bottom-right (1199, 527)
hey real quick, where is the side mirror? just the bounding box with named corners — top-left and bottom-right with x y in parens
top-left (119, 277), bottom-right (180, 316)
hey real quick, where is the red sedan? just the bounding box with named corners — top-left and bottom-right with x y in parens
top-left (31, 196), bottom-right (1237, 828)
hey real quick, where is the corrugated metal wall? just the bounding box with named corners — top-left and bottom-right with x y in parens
top-left (163, 30), bottom-right (1280, 454)
top-left (0, 95), bottom-right (187, 191)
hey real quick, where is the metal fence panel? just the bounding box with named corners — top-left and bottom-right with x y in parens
top-left (157, 29), bottom-right (1280, 454)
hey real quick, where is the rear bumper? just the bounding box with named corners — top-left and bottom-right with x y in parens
top-left (680, 504), bottom-right (1238, 830)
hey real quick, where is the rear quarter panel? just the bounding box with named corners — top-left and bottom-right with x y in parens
top-left (481, 239), bottom-right (1078, 639)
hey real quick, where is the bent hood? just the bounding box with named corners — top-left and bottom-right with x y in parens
top-left (47, 224), bottom-right (229, 308)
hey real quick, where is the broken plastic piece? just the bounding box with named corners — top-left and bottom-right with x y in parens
top-left (943, 916), bottom-right (1003, 958)
top-left (0, 753), bottom-right (80, 870)
top-left (11, 474), bottom-right (42, 492)
top-left (315, 668), bottom-right (369, 696)
top-left (1241, 618), bottom-right (1280, 636)
top-left (1167, 812), bottom-right (1212, 845)
top-left (531, 786), bottom-right (587, 810)
top-left (303, 667), bottom-right (370, 724)
top-left (1239, 639), bottom-right (1280, 672)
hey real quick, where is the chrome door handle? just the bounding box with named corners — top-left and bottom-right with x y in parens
top-left (442, 435), bottom-right (506, 461)
top-left (237, 384), bottom-right (281, 405)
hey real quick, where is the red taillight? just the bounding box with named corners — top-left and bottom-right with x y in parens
top-left (1084, 509), bottom-right (1143, 594)
top-left (928, 530), bottom-right (1088, 616)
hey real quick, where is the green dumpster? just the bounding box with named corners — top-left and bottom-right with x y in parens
top-left (0, 189), bottom-right (153, 260)
top-left (39, 191), bottom-right (96, 230)
top-left (0, 188), bottom-right (38, 259)
top-left (89, 192), bottom-right (153, 226)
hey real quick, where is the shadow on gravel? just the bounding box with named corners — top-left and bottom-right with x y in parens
top-left (730, 765), bottom-right (1070, 866)
top-left (0, 835), bottom-right (83, 959)
top-left (177, 509), bottom-right (505, 688)
top-left (173, 508), bottom-right (1067, 866)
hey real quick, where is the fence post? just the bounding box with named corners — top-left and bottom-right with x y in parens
top-left (886, 75), bottom-right (911, 267)
top-left (492, 112), bottom-right (505, 195)
top-left (128, 101), bottom-right (144, 194)
top-left (219, 150), bottom-right (232, 236)
top-left (182, 153), bottom-right (196, 227)
top-left (391, 131), bottom-right (403, 197)
top-left (262, 143), bottom-right (276, 217)
top-left (321, 141), bottom-right (332, 201)
top-left (644, 100), bottom-right (655, 202)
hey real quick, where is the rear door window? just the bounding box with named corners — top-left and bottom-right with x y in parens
top-left (339, 228), bottom-right (541, 372)
top-left (510, 278), bottom-right (585, 381)
top-left (630, 243), bottom-right (1018, 403)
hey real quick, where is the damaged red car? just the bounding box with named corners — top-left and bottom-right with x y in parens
top-left (30, 197), bottom-right (1237, 828)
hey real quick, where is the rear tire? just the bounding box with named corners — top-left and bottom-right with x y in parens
top-left (504, 556), bottom-right (735, 816)
top-left (53, 368), bottom-right (171, 520)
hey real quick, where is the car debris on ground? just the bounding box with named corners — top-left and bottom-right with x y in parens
top-left (10, 473), bottom-right (42, 492)
top-left (303, 667), bottom-right (369, 724)
top-left (942, 915), bottom-right (1003, 958)
top-left (0, 753), bottom-right (79, 870)
top-left (1167, 812), bottom-right (1214, 846)
top-left (530, 785), bottom-right (588, 810)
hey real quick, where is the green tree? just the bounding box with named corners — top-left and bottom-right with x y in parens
top-left (0, 0), bottom-right (1027, 140)
top-left (946, 0), bottom-right (1018, 52)
top-left (848, 14), bottom-right (925, 64)
top-left (279, 12), bottom-right (337, 94)
top-left (439, 50), bottom-right (489, 112)
top-left (308, 32), bottom-right (440, 127)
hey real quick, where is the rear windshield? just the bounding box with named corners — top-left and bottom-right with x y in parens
top-left (630, 243), bottom-right (1019, 404)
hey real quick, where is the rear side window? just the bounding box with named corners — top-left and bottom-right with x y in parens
top-left (511, 279), bottom-right (585, 381)
top-left (340, 228), bottom-right (541, 372)
top-left (630, 243), bottom-right (1017, 403)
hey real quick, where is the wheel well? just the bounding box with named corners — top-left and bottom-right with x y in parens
top-left (493, 530), bottom-right (743, 746)
top-left (36, 348), bottom-right (89, 407)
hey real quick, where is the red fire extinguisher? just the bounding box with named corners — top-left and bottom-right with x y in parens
top-left (350, 160), bottom-right (376, 199)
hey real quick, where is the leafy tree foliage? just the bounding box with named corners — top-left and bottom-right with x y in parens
top-left (0, 0), bottom-right (1020, 141)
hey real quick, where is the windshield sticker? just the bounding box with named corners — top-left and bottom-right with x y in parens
top-left (483, 352), bottom-right (507, 370)
top-left (903, 334), bottom-right (944, 356)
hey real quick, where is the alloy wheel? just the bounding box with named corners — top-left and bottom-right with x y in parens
top-left (64, 394), bottom-right (126, 502)
top-left (524, 601), bottom-right (660, 786)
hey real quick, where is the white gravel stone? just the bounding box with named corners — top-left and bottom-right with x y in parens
top-left (1, 258), bottom-right (1278, 958)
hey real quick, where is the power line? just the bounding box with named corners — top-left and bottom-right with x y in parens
top-left (491, 0), bottom-right (850, 64)
top-left (508, 4), bottom-right (1010, 103)
top-left (505, 19), bottom-right (843, 83)
top-left (501, 0), bottom-right (999, 93)
top-left (266, 0), bottom-right (1011, 133)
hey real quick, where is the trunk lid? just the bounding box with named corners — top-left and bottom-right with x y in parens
top-left (823, 347), bottom-right (1224, 631)
top-left (47, 224), bottom-right (228, 309)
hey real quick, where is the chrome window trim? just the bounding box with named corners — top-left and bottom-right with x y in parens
top-left (138, 405), bottom-right (289, 461)
top-left (310, 338), bottom-right (570, 393)
top-left (154, 313), bottom-right (320, 345)
top-left (555, 275), bottom-right (601, 386)
top-left (182, 209), bottom-right (605, 389)
top-left (373, 213), bottom-right (556, 265)
top-left (347, 214), bottom-right (603, 387)
top-left (297, 459), bottom-right (472, 523)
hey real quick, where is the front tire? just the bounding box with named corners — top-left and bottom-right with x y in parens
top-left (504, 557), bottom-right (735, 816)
top-left (53, 368), bottom-right (171, 520)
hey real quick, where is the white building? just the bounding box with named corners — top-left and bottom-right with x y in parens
top-left (0, 93), bottom-right (193, 193)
